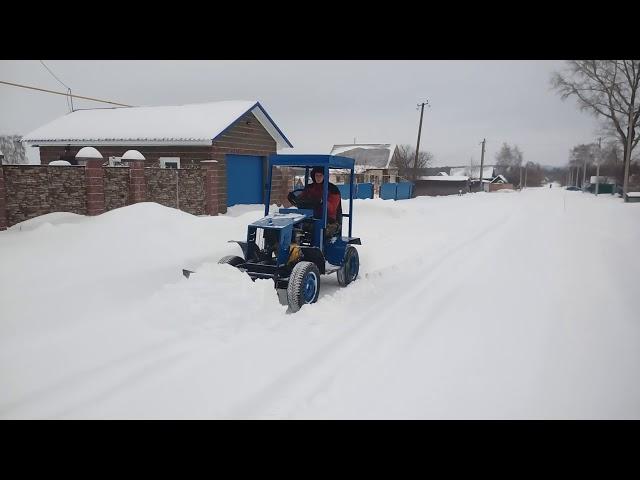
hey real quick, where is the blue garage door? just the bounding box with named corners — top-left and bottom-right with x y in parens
top-left (226, 155), bottom-right (264, 206)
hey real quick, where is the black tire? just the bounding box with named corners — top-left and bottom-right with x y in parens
top-left (337, 246), bottom-right (359, 286)
top-left (218, 255), bottom-right (244, 266)
top-left (287, 261), bottom-right (321, 313)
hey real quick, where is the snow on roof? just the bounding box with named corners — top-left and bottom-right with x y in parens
top-left (627, 192), bottom-right (640, 197)
top-left (417, 175), bottom-right (469, 181)
top-left (122, 149), bottom-right (146, 160)
top-left (22, 100), bottom-right (293, 149)
top-left (49, 160), bottom-right (72, 166)
top-left (490, 174), bottom-right (508, 184)
top-left (329, 143), bottom-right (397, 169)
top-left (450, 165), bottom-right (495, 180)
top-left (76, 146), bottom-right (103, 158)
top-left (590, 176), bottom-right (616, 184)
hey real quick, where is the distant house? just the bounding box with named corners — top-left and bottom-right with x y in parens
top-left (21, 100), bottom-right (293, 210)
top-left (414, 175), bottom-right (470, 196)
top-left (488, 175), bottom-right (515, 192)
top-left (491, 174), bottom-right (507, 183)
top-left (328, 143), bottom-right (400, 186)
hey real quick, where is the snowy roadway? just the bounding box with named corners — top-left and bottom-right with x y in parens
top-left (1, 188), bottom-right (639, 419)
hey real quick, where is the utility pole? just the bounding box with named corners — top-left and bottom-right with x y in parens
top-left (519, 164), bottom-right (523, 190)
top-left (479, 138), bottom-right (486, 192)
top-left (596, 137), bottom-right (602, 196)
top-left (524, 162), bottom-right (528, 188)
top-left (413, 100), bottom-right (429, 181)
top-left (623, 109), bottom-right (634, 199)
top-left (582, 152), bottom-right (588, 190)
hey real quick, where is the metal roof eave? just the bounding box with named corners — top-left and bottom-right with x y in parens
top-left (22, 139), bottom-right (213, 147)
top-left (269, 154), bottom-right (355, 169)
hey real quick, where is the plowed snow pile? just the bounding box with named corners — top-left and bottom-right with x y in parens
top-left (1, 189), bottom-right (639, 419)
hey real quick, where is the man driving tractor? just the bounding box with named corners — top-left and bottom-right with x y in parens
top-left (287, 166), bottom-right (342, 237)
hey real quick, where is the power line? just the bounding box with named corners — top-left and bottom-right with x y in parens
top-left (39, 60), bottom-right (74, 112)
top-left (39, 61), bottom-right (71, 90)
top-left (0, 80), bottom-right (133, 107)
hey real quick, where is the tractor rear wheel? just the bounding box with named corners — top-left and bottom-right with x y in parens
top-left (337, 246), bottom-right (359, 286)
top-left (218, 255), bottom-right (244, 266)
top-left (287, 261), bottom-right (321, 313)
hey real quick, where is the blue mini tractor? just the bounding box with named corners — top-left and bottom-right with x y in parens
top-left (184, 155), bottom-right (361, 312)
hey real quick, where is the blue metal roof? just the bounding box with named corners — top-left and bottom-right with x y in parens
top-left (268, 154), bottom-right (355, 169)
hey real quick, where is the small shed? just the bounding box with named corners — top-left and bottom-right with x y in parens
top-left (414, 175), bottom-right (470, 196)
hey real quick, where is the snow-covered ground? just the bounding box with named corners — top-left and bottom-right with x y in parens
top-left (1, 188), bottom-right (639, 419)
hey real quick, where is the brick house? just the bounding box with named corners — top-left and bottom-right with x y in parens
top-left (21, 100), bottom-right (293, 213)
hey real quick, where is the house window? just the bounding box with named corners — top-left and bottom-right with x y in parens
top-left (160, 157), bottom-right (180, 169)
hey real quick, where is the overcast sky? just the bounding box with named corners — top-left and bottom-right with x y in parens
top-left (0, 60), bottom-right (602, 167)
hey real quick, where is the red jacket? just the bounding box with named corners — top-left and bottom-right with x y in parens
top-left (299, 182), bottom-right (341, 222)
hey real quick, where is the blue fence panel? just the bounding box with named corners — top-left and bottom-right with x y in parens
top-left (336, 183), bottom-right (355, 199)
top-left (380, 183), bottom-right (397, 200)
top-left (396, 182), bottom-right (413, 200)
top-left (379, 182), bottom-right (413, 200)
top-left (356, 183), bottom-right (374, 199)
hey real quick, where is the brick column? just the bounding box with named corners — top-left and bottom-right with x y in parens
top-left (0, 166), bottom-right (7, 230)
top-left (271, 166), bottom-right (293, 207)
top-left (201, 160), bottom-right (219, 216)
top-left (85, 159), bottom-right (105, 216)
top-left (128, 159), bottom-right (146, 204)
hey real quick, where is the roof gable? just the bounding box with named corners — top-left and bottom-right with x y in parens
top-left (22, 100), bottom-right (292, 149)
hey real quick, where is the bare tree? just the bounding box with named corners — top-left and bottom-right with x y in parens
top-left (551, 60), bottom-right (640, 194)
top-left (0, 135), bottom-right (27, 164)
top-left (495, 142), bottom-right (523, 184)
top-left (392, 144), bottom-right (434, 180)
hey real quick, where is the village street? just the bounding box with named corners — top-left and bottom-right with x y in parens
top-left (1, 187), bottom-right (639, 419)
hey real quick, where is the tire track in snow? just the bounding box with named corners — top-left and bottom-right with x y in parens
top-left (283, 212), bottom-right (517, 417)
top-left (0, 333), bottom-right (195, 418)
top-left (224, 212), bottom-right (515, 419)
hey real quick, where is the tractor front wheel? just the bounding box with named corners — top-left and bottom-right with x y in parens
top-left (337, 246), bottom-right (359, 286)
top-left (287, 261), bottom-right (321, 313)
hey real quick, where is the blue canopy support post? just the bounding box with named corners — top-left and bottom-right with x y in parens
top-left (264, 158), bottom-right (274, 217)
top-left (322, 166), bottom-right (329, 230)
top-left (321, 166), bottom-right (329, 253)
top-left (305, 167), bottom-right (309, 187)
top-left (349, 166), bottom-right (354, 237)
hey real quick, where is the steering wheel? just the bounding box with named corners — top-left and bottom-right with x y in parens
top-left (288, 188), bottom-right (321, 210)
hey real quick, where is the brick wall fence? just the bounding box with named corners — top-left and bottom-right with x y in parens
top-left (489, 183), bottom-right (515, 192)
top-left (37, 111), bottom-right (285, 214)
top-left (0, 161), bottom-right (293, 231)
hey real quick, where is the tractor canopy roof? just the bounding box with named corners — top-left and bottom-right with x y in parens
top-left (268, 154), bottom-right (355, 170)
